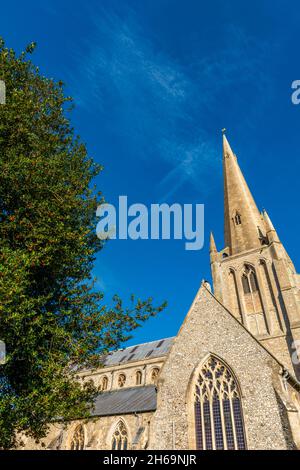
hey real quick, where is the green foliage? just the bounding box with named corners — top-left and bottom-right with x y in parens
top-left (0, 39), bottom-right (166, 448)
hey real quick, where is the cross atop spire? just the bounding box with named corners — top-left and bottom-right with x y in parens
top-left (223, 134), bottom-right (266, 255)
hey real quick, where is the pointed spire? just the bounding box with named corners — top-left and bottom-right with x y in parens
top-left (210, 231), bottom-right (217, 253)
top-left (263, 210), bottom-right (280, 243)
top-left (223, 133), bottom-right (267, 255)
top-left (209, 231), bottom-right (218, 264)
top-left (263, 209), bottom-right (275, 232)
top-left (223, 133), bottom-right (235, 159)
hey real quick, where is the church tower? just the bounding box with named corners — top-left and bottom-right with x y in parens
top-left (210, 134), bottom-right (300, 377)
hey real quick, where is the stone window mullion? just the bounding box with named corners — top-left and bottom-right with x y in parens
top-left (111, 421), bottom-right (129, 450)
top-left (229, 397), bottom-right (238, 450)
top-left (209, 395), bottom-right (216, 450)
top-left (201, 399), bottom-right (206, 450)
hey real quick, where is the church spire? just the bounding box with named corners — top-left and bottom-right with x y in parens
top-left (210, 132), bottom-right (300, 378)
top-left (209, 231), bottom-right (217, 263)
top-left (209, 231), bottom-right (217, 253)
top-left (223, 133), bottom-right (266, 255)
top-left (263, 209), bottom-right (280, 243)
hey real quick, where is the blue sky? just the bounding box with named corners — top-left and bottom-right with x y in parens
top-left (2, 0), bottom-right (300, 347)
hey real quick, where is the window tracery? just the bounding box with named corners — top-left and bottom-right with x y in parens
top-left (194, 356), bottom-right (246, 450)
top-left (111, 421), bottom-right (129, 450)
top-left (70, 425), bottom-right (85, 450)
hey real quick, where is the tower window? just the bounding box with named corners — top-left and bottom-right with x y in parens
top-left (194, 356), bottom-right (246, 450)
top-left (242, 266), bottom-right (259, 295)
top-left (234, 213), bottom-right (242, 225)
top-left (242, 274), bottom-right (250, 294)
top-left (249, 271), bottom-right (259, 292)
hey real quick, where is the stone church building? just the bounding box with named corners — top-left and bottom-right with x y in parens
top-left (22, 135), bottom-right (300, 450)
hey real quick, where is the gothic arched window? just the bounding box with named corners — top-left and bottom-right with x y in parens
top-left (118, 373), bottom-right (126, 388)
top-left (241, 265), bottom-right (267, 336)
top-left (249, 271), bottom-right (258, 292)
top-left (242, 266), bottom-right (258, 294)
top-left (242, 274), bottom-right (251, 294)
top-left (136, 370), bottom-right (142, 385)
top-left (70, 425), bottom-right (85, 450)
top-left (111, 421), bottom-right (129, 450)
top-left (100, 375), bottom-right (108, 391)
top-left (194, 356), bottom-right (246, 450)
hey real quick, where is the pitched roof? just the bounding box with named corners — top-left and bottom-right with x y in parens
top-left (91, 385), bottom-right (157, 417)
top-left (102, 337), bottom-right (174, 367)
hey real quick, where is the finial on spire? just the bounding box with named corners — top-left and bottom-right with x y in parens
top-left (222, 128), bottom-right (226, 135)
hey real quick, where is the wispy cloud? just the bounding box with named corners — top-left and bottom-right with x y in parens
top-left (67, 6), bottom-right (270, 200)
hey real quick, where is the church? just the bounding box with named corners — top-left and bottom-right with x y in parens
top-left (22, 134), bottom-right (300, 450)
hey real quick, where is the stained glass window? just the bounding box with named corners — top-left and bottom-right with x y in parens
top-left (194, 356), bottom-right (246, 450)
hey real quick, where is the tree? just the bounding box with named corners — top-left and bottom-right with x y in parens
top-left (0, 39), bottom-right (166, 449)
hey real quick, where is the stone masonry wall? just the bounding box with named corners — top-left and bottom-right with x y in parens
top-left (150, 285), bottom-right (296, 450)
top-left (19, 412), bottom-right (154, 450)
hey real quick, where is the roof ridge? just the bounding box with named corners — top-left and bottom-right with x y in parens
top-left (103, 337), bottom-right (175, 367)
top-left (112, 335), bottom-right (175, 353)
